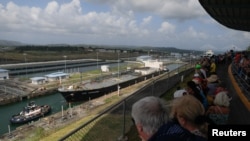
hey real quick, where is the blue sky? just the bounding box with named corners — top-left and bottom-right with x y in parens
top-left (0, 0), bottom-right (249, 52)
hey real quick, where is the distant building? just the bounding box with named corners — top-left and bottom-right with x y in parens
top-left (183, 53), bottom-right (189, 57)
top-left (30, 77), bottom-right (46, 85)
top-left (134, 67), bottom-right (157, 75)
top-left (170, 52), bottom-right (182, 58)
top-left (136, 55), bottom-right (152, 61)
top-left (101, 65), bottom-right (110, 72)
top-left (203, 50), bottom-right (214, 57)
top-left (44, 72), bottom-right (69, 82)
top-left (143, 60), bottom-right (164, 70)
top-left (0, 69), bottom-right (9, 80)
top-left (30, 72), bottom-right (69, 85)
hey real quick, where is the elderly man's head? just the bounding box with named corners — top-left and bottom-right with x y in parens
top-left (131, 96), bottom-right (169, 141)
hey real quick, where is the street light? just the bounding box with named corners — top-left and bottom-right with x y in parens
top-left (117, 51), bottom-right (120, 79)
top-left (117, 51), bottom-right (121, 96)
top-left (190, 53), bottom-right (192, 65)
top-left (96, 52), bottom-right (99, 70)
top-left (63, 55), bottom-right (67, 73)
top-left (23, 53), bottom-right (27, 77)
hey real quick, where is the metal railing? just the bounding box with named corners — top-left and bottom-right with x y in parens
top-left (231, 62), bottom-right (250, 100)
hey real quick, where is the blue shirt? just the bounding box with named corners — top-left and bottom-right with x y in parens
top-left (148, 121), bottom-right (207, 141)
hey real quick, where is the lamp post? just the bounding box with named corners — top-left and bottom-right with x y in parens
top-left (23, 53), bottom-right (27, 77)
top-left (151, 80), bottom-right (155, 95)
top-left (117, 85), bottom-right (120, 96)
top-left (117, 51), bottom-right (120, 79)
top-left (190, 52), bottom-right (192, 65)
top-left (96, 52), bottom-right (99, 70)
top-left (63, 55), bottom-right (67, 73)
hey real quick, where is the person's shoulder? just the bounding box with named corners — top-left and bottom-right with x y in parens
top-left (193, 135), bottom-right (207, 141)
top-left (153, 132), bottom-right (207, 141)
top-left (150, 121), bottom-right (207, 141)
top-left (148, 121), bottom-right (184, 141)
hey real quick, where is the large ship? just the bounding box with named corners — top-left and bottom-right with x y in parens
top-left (10, 101), bottom-right (51, 124)
top-left (58, 61), bottom-right (167, 102)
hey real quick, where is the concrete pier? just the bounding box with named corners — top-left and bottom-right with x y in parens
top-left (0, 79), bottom-right (56, 105)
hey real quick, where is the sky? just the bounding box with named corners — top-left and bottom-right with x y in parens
top-left (0, 0), bottom-right (249, 52)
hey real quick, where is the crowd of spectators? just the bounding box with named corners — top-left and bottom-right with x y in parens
top-left (232, 50), bottom-right (250, 84)
top-left (131, 50), bottom-right (249, 141)
top-left (183, 52), bottom-right (234, 126)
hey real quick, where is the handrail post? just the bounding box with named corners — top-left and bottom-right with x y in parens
top-left (117, 100), bottom-right (128, 141)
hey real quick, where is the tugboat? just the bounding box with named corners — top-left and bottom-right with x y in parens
top-left (10, 101), bottom-right (51, 124)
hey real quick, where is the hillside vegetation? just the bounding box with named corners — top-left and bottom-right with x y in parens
top-left (0, 40), bottom-right (203, 64)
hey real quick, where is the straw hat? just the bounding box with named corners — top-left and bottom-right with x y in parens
top-left (207, 74), bottom-right (218, 83)
top-left (193, 73), bottom-right (200, 77)
top-left (173, 89), bottom-right (187, 98)
top-left (213, 91), bottom-right (231, 107)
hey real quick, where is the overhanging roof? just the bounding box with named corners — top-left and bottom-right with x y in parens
top-left (199, 0), bottom-right (250, 32)
top-left (45, 72), bottom-right (69, 78)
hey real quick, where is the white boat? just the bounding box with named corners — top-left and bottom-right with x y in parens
top-left (203, 50), bottom-right (214, 57)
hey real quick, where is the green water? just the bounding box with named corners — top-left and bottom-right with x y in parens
top-left (0, 92), bottom-right (76, 136)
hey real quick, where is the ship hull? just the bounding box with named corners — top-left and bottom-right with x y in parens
top-left (10, 105), bottom-right (51, 124)
top-left (59, 70), bottom-right (165, 102)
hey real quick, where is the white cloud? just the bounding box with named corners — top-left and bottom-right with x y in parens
top-left (0, 0), bottom-right (249, 52)
top-left (182, 27), bottom-right (207, 39)
top-left (141, 16), bottom-right (152, 26)
top-left (158, 21), bottom-right (175, 33)
top-left (0, 0), bottom-right (147, 36)
top-left (86, 0), bottom-right (205, 20)
top-left (243, 32), bottom-right (250, 40)
top-left (123, 0), bottom-right (205, 20)
top-left (59, 0), bottom-right (82, 16)
top-left (45, 1), bottom-right (59, 15)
